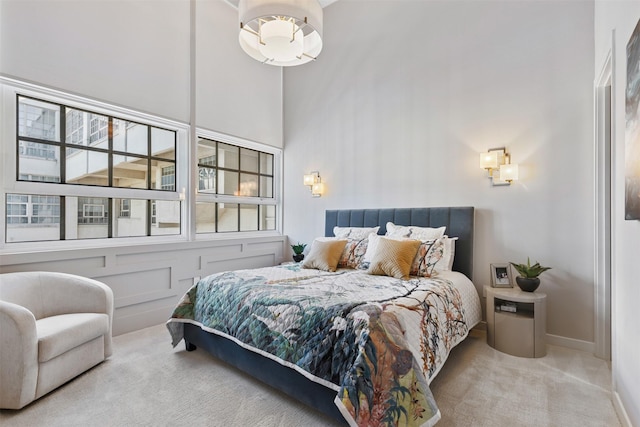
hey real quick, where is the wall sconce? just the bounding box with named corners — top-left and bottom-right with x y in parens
top-left (479, 147), bottom-right (519, 186)
top-left (303, 171), bottom-right (324, 197)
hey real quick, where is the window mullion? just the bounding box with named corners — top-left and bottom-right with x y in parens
top-left (147, 125), bottom-right (152, 190)
top-left (60, 105), bottom-right (67, 184)
top-left (107, 197), bottom-right (113, 238)
top-left (214, 202), bottom-right (218, 233)
top-left (60, 107), bottom-right (66, 239)
top-left (108, 117), bottom-right (113, 187)
top-left (60, 195), bottom-right (66, 240)
top-left (146, 199), bottom-right (151, 236)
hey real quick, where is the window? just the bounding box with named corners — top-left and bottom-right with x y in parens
top-left (161, 165), bottom-right (175, 191)
top-left (18, 98), bottom-right (58, 141)
top-left (5, 194), bottom-right (61, 242)
top-left (89, 114), bottom-right (108, 144)
top-left (119, 199), bottom-right (131, 218)
top-left (195, 137), bottom-right (277, 234)
top-left (2, 81), bottom-right (280, 246)
top-left (32, 195), bottom-right (60, 224)
top-left (5, 90), bottom-right (183, 244)
top-left (17, 95), bottom-right (176, 191)
top-left (197, 139), bottom-right (273, 197)
top-left (6, 195), bottom-right (29, 224)
top-left (79, 197), bottom-right (108, 224)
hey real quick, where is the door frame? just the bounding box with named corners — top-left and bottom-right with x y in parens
top-left (593, 38), bottom-right (614, 361)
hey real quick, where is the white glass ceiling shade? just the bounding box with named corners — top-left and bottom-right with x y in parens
top-left (238, 0), bottom-right (323, 66)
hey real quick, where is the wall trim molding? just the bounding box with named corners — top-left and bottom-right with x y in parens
top-left (0, 235), bottom-right (287, 336)
top-left (546, 333), bottom-right (594, 353)
top-left (613, 390), bottom-right (633, 427)
top-left (473, 322), bottom-right (596, 354)
top-left (593, 30), bottom-right (614, 361)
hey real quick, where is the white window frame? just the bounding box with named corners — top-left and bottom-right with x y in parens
top-left (0, 78), bottom-right (283, 252)
top-left (119, 199), bottom-right (131, 218)
top-left (194, 128), bottom-right (282, 239)
top-left (0, 77), bottom-right (190, 252)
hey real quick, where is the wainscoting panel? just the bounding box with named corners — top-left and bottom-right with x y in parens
top-left (99, 266), bottom-right (173, 302)
top-left (0, 235), bottom-right (287, 335)
top-left (203, 254), bottom-right (276, 276)
top-left (0, 256), bottom-right (106, 272)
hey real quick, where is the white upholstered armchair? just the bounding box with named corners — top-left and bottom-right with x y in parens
top-left (0, 271), bottom-right (113, 409)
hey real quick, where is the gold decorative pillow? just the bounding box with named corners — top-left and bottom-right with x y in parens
top-left (302, 239), bottom-right (348, 272)
top-left (367, 237), bottom-right (421, 280)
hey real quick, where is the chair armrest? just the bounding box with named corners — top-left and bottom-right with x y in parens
top-left (1, 272), bottom-right (114, 359)
top-left (0, 301), bottom-right (38, 409)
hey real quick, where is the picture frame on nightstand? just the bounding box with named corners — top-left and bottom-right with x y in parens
top-left (490, 263), bottom-right (512, 288)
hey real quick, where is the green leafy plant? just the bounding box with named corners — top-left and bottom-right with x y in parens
top-left (509, 258), bottom-right (551, 278)
top-left (290, 242), bottom-right (307, 255)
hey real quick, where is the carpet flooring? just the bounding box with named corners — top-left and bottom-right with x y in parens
top-left (0, 324), bottom-right (621, 426)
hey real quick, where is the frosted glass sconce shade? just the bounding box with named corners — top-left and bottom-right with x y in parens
top-left (303, 173), bottom-right (317, 186)
top-left (480, 151), bottom-right (499, 170)
top-left (480, 147), bottom-right (518, 186)
top-left (303, 171), bottom-right (323, 197)
top-left (499, 163), bottom-right (519, 182)
top-left (311, 182), bottom-right (324, 197)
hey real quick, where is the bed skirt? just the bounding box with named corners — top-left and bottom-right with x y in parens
top-left (183, 323), bottom-right (347, 424)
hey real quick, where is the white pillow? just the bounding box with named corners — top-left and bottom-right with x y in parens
top-left (434, 236), bottom-right (457, 272)
top-left (333, 226), bottom-right (380, 239)
top-left (362, 234), bottom-right (382, 264)
top-left (385, 222), bottom-right (446, 240)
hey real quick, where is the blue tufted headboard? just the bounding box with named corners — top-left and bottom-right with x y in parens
top-left (325, 207), bottom-right (475, 280)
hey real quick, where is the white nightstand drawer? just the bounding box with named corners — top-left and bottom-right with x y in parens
top-left (485, 286), bottom-right (547, 358)
top-left (495, 311), bottom-right (535, 358)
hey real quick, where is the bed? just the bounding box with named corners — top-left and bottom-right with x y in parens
top-left (166, 207), bottom-right (480, 426)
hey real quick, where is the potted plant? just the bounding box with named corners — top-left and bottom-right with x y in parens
top-left (509, 258), bottom-right (551, 292)
top-left (291, 242), bottom-right (307, 262)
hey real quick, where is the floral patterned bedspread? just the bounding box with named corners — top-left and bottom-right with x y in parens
top-left (166, 264), bottom-right (480, 427)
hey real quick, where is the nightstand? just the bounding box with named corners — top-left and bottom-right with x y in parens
top-left (485, 286), bottom-right (547, 358)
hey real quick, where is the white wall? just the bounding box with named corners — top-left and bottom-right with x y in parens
top-left (595, 2), bottom-right (640, 425)
top-left (0, 0), bottom-right (282, 145)
top-left (195, 0), bottom-right (283, 148)
top-left (283, 1), bottom-right (596, 346)
top-left (0, 0), bottom-right (191, 122)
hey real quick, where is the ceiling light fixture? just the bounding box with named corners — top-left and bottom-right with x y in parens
top-left (238, 0), bottom-right (323, 66)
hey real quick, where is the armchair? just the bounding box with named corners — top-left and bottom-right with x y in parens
top-left (0, 271), bottom-right (113, 409)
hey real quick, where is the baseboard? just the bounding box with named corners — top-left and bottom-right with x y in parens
top-left (472, 320), bottom-right (487, 332)
top-left (613, 390), bottom-right (633, 427)
top-left (113, 305), bottom-right (175, 336)
top-left (545, 333), bottom-right (595, 353)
